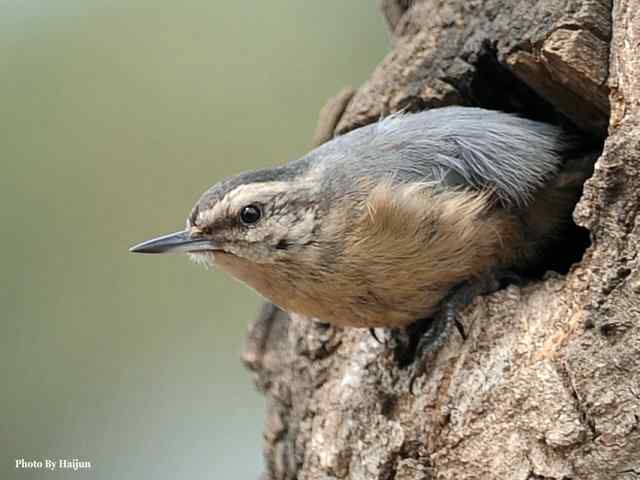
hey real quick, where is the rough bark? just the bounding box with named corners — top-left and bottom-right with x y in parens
top-left (243, 1), bottom-right (640, 478)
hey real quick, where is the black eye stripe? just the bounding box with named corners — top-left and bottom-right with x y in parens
top-left (240, 204), bottom-right (262, 224)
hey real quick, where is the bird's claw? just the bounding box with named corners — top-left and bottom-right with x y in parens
top-left (369, 328), bottom-right (383, 344)
top-left (408, 270), bottom-right (523, 392)
top-left (408, 306), bottom-right (457, 394)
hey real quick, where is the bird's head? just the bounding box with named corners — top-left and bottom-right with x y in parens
top-left (130, 167), bottom-right (326, 278)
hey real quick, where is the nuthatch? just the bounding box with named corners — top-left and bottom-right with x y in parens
top-left (130, 107), bottom-right (593, 352)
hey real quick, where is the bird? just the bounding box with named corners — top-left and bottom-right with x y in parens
top-left (130, 106), bottom-right (594, 356)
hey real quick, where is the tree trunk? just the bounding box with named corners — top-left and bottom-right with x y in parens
top-left (242, 1), bottom-right (640, 478)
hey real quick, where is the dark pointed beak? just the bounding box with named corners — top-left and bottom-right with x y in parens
top-left (129, 230), bottom-right (216, 254)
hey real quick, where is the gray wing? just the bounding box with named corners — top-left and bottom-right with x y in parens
top-left (309, 107), bottom-right (575, 208)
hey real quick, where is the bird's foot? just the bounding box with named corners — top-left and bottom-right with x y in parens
top-left (369, 328), bottom-right (384, 344)
top-left (401, 270), bottom-right (526, 392)
top-left (407, 296), bottom-right (462, 393)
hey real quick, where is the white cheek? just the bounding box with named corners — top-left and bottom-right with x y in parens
top-left (188, 252), bottom-right (216, 269)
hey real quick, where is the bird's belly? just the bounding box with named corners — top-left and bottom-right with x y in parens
top-left (214, 252), bottom-right (442, 328)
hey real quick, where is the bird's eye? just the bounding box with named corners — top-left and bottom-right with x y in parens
top-left (240, 204), bottom-right (262, 225)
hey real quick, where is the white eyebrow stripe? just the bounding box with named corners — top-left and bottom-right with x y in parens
top-left (195, 181), bottom-right (295, 226)
top-left (226, 182), bottom-right (292, 204)
top-left (198, 176), bottom-right (325, 224)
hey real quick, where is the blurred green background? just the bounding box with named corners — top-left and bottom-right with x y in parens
top-left (1, 1), bottom-right (387, 479)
